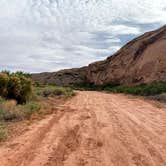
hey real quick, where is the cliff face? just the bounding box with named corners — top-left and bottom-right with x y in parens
top-left (32, 25), bottom-right (166, 86)
top-left (86, 25), bottom-right (166, 85)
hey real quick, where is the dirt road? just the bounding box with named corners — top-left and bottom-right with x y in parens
top-left (0, 91), bottom-right (166, 166)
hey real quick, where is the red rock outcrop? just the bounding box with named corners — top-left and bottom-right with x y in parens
top-left (32, 25), bottom-right (166, 85)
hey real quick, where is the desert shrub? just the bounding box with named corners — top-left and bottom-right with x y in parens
top-left (0, 100), bottom-right (22, 122)
top-left (0, 97), bottom-right (4, 103)
top-left (159, 93), bottom-right (166, 99)
top-left (0, 123), bottom-right (7, 141)
top-left (73, 81), bottom-right (166, 97)
top-left (1, 70), bottom-right (10, 75)
top-left (18, 76), bottom-right (32, 103)
top-left (0, 104), bottom-right (4, 121)
top-left (42, 88), bottom-right (64, 97)
top-left (1, 111), bottom-right (22, 122)
top-left (35, 85), bottom-right (75, 98)
top-left (42, 89), bottom-right (55, 97)
top-left (34, 82), bottom-right (42, 87)
top-left (105, 81), bottom-right (166, 96)
top-left (72, 82), bottom-right (120, 91)
top-left (0, 72), bottom-right (32, 104)
top-left (7, 76), bottom-right (22, 101)
top-left (0, 73), bottom-right (9, 97)
top-left (149, 93), bottom-right (166, 103)
top-left (23, 102), bottom-right (41, 119)
top-left (53, 88), bottom-right (64, 96)
top-left (63, 87), bottom-right (75, 97)
top-left (0, 99), bottom-right (41, 122)
top-left (14, 71), bottom-right (31, 78)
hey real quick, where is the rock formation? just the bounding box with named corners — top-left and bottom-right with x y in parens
top-left (32, 25), bottom-right (166, 85)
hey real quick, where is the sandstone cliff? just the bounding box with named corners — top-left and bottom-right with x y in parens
top-left (32, 25), bottom-right (166, 86)
top-left (87, 25), bottom-right (166, 85)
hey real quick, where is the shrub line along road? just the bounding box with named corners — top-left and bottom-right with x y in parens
top-left (0, 91), bottom-right (166, 166)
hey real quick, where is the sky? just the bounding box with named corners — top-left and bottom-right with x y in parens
top-left (0, 0), bottom-right (166, 73)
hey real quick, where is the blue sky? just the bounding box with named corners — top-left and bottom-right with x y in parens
top-left (0, 0), bottom-right (166, 73)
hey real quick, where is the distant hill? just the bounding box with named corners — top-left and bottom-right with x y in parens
top-left (32, 67), bottom-right (88, 86)
top-left (32, 25), bottom-right (166, 86)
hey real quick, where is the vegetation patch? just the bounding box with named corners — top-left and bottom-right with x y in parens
top-left (72, 81), bottom-right (166, 100)
top-left (149, 93), bottom-right (166, 103)
top-left (0, 71), bottom-right (32, 104)
top-left (34, 84), bottom-right (75, 98)
top-left (106, 81), bottom-right (166, 96)
top-left (0, 99), bottom-right (20, 122)
top-left (71, 82), bottom-right (120, 91)
top-left (0, 96), bottom-right (41, 141)
top-left (0, 71), bottom-right (75, 142)
top-left (23, 101), bottom-right (41, 119)
top-left (0, 123), bottom-right (7, 141)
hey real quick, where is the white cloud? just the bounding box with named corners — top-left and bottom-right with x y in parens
top-left (0, 0), bottom-right (166, 72)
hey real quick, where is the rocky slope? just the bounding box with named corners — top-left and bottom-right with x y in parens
top-left (32, 67), bottom-right (88, 86)
top-left (32, 25), bottom-right (166, 85)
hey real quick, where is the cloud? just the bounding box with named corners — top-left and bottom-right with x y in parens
top-left (0, 0), bottom-right (166, 72)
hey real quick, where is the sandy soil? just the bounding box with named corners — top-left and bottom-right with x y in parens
top-left (0, 91), bottom-right (166, 166)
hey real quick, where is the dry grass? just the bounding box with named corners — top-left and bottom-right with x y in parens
top-left (0, 123), bottom-right (7, 141)
top-left (0, 84), bottom-right (75, 142)
top-left (34, 85), bottom-right (75, 98)
top-left (0, 99), bottom-right (41, 141)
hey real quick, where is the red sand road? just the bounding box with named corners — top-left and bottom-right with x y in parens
top-left (0, 91), bottom-right (166, 166)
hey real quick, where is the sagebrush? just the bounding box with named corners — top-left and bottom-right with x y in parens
top-left (34, 85), bottom-right (75, 98)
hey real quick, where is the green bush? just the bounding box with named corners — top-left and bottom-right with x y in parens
top-left (0, 72), bottom-right (32, 104)
top-left (72, 81), bottom-right (166, 97)
top-left (64, 87), bottom-right (75, 97)
top-left (18, 76), bottom-right (32, 103)
top-left (105, 81), bottom-right (166, 96)
top-left (0, 73), bottom-right (9, 97)
top-left (72, 82), bottom-right (120, 91)
top-left (14, 71), bottom-right (31, 78)
top-left (7, 76), bottom-right (22, 101)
